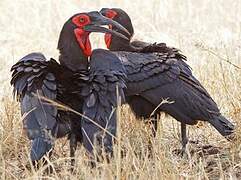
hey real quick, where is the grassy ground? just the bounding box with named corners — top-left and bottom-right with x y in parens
top-left (0, 0), bottom-right (241, 179)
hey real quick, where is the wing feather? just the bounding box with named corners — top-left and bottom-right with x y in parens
top-left (10, 53), bottom-right (59, 161)
top-left (81, 49), bottom-right (126, 155)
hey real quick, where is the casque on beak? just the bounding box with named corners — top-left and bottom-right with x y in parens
top-left (83, 11), bottom-right (131, 41)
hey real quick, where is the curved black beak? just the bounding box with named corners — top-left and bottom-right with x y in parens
top-left (83, 11), bottom-right (131, 40)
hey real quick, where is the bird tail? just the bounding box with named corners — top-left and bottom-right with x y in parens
top-left (209, 115), bottom-right (235, 140)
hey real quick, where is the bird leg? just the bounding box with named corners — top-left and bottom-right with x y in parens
top-left (180, 122), bottom-right (188, 155)
top-left (70, 133), bottom-right (77, 171)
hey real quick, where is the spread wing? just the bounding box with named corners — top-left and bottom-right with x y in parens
top-left (81, 49), bottom-right (126, 155)
top-left (113, 51), bottom-right (204, 95)
top-left (10, 53), bottom-right (60, 162)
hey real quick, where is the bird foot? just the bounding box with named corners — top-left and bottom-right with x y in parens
top-left (173, 145), bottom-right (191, 159)
top-left (180, 147), bottom-right (189, 157)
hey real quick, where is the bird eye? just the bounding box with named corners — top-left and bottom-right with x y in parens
top-left (72, 14), bottom-right (90, 27)
top-left (79, 17), bottom-right (85, 23)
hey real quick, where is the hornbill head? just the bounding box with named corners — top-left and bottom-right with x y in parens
top-left (100, 8), bottom-right (134, 50)
top-left (58, 11), bottom-right (130, 71)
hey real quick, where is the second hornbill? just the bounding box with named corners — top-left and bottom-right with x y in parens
top-left (100, 8), bottom-right (235, 152)
top-left (101, 8), bottom-right (187, 137)
top-left (10, 11), bottom-right (129, 165)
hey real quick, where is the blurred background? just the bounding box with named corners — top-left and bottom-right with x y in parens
top-left (0, 0), bottom-right (240, 179)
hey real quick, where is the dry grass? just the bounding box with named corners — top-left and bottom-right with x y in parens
top-left (0, 0), bottom-right (241, 179)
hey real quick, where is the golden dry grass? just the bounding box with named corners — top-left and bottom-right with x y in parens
top-left (0, 0), bottom-right (241, 179)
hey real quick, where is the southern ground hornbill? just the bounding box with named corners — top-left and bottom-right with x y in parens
top-left (100, 8), bottom-right (235, 153)
top-left (101, 8), bottom-right (187, 136)
top-left (10, 11), bottom-right (129, 166)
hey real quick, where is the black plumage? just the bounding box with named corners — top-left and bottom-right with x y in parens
top-left (10, 11), bottom-right (129, 166)
top-left (81, 49), bottom-right (126, 155)
top-left (10, 53), bottom-right (77, 162)
top-left (100, 8), bottom-right (234, 152)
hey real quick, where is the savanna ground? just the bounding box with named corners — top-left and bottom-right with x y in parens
top-left (0, 0), bottom-right (241, 179)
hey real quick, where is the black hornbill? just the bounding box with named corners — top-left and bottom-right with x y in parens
top-left (100, 8), bottom-right (187, 136)
top-left (100, 8), bottom-right (235, 152)
top-left (10, 11), bottom-right (129, 165)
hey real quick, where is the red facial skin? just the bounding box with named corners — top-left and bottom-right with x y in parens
top-left (104, 10), bottom-right (117, 49)
top-left (105, 9), bottom-right (117, 19)
top-left (72, 14), bottom-right (92, 57)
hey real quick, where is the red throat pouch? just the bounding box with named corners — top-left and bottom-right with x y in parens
top-left (104, 25), bottom-right (112, 49)
top-left (74, 28), bottom-right (92, 57)
top-left (105, 33), bottom-right (112, 49)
